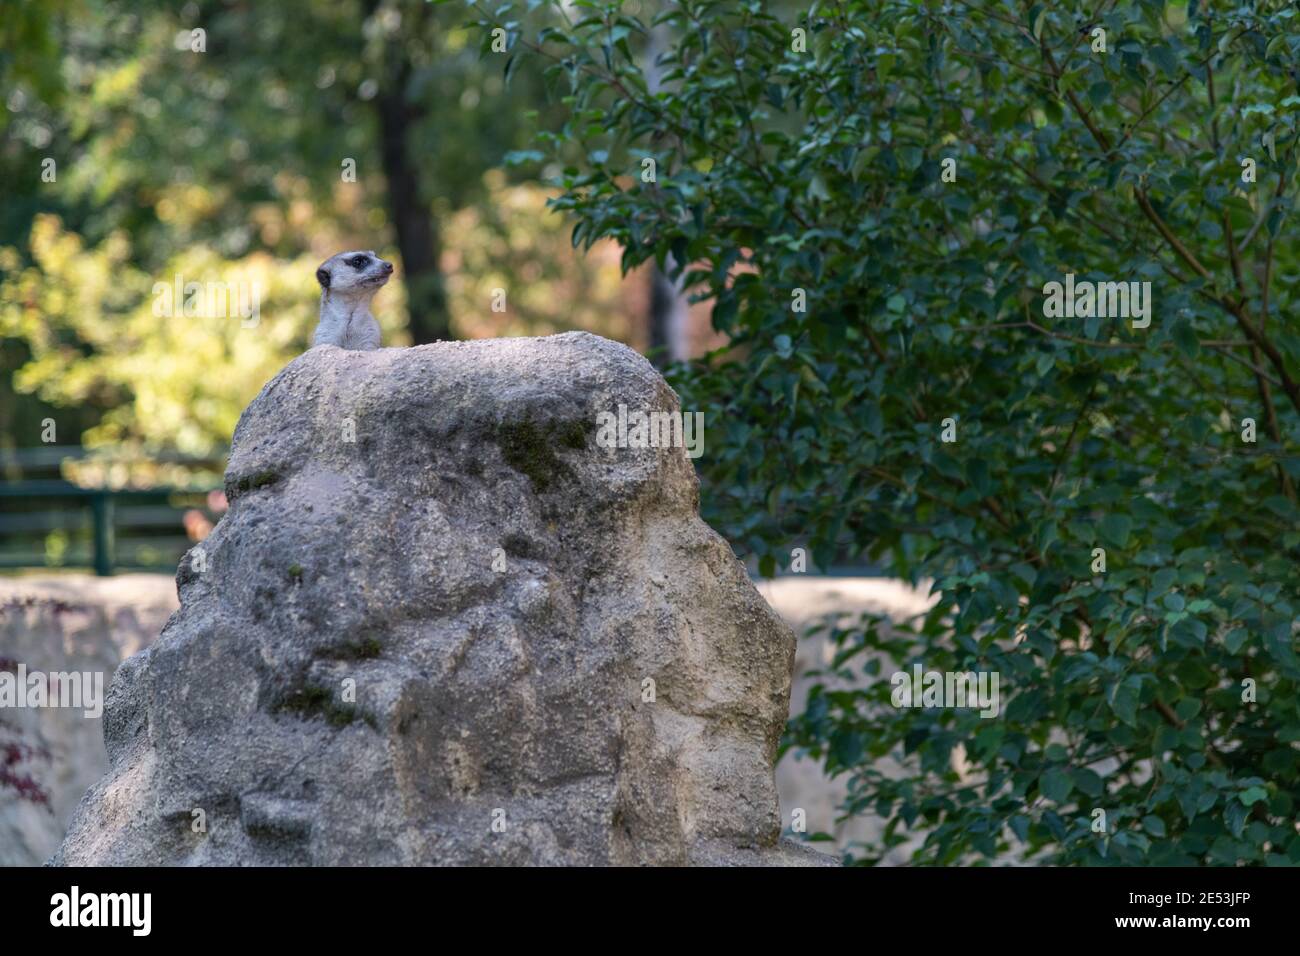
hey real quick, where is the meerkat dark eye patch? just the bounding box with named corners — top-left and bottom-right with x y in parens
top-left (316, 268), bottom-right (331, 289)
top-left (349, 256), bottom-right (369, 269)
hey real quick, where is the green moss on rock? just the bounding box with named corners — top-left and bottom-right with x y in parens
top-left (331, 635), bottom-right (382, 660)
top-left (274, 681), bottom-right (374, 733)
top-left (232, 469), bottom-right (282, 494)
top-left (495, 416), bottom-right (589, 492)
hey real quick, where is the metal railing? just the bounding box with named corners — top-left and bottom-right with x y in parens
top-left (0, 447), bottom-right (225, 576)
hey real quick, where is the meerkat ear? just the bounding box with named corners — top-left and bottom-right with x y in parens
top-left (316, 267), bottom-right (331, 289)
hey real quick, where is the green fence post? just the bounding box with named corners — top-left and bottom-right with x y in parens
top-left (91, 492), bottom-right (115, 576)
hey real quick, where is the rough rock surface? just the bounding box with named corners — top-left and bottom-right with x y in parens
top-left (55, 332), bottom-right (833, 866)
top-left (0, 576), bottom-right (175, 866)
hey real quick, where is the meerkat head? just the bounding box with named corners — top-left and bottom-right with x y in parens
top-left (315, 250), bottom-right (394, 298)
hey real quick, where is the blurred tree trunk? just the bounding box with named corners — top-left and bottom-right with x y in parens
top-left (644, 21), bottom-right (688, 366)
top-left (374, 87), bottom-right (449, 344)
top-left (366, 0), bottom-right (450, 344)
top-left (648, 261), bottom-right (688, 365)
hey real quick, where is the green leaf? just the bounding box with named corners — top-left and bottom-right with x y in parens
top-left (1107, 678), bottom-right (1140, 728)
top-left (1225, 801), bottom-right (1249, 838)
top-left (1031, 7), bottom-right (1047, 41)
top-left (1088, 81), bottom-right (1111, 106)
top-left (1151, 568), bottom-right (1177, 594)
top-left (1171, 319), bottom-right (1200, 358)
top-left (1072, 768), bottom-right (1104, 798)
top-left (1040, 769), bottom-right (1073, 803)
top-left (1239, 786), bottom-right (1269, 806)
top-left (1100, 514), bottom-right (1132, 549)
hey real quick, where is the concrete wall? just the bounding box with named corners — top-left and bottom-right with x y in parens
top-left (0, 574), bottom-right (177, 865)
top-left (760, 576), bottom-right (936, 863)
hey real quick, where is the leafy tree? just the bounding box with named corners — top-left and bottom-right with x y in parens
top-left (1, 0), bottom-right (564, 343)
top-left (444, 170), bottom-right (639, 339)
top-left (477, 0), bottom-right (1300, 864)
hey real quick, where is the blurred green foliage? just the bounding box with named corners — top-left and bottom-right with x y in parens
top-left (0, 0), bottom-right (632, 467)
top-left (481, 0), bottom-right (1300, 864)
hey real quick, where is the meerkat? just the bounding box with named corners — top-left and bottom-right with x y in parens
top-left (311, 250), bottom-right (394, 350)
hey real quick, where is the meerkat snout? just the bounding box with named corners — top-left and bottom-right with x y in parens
top-left (311, 249), bottom-right (392, 351)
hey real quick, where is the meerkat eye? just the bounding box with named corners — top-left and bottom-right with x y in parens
top-left (349, 256), bottom-right (369, 270)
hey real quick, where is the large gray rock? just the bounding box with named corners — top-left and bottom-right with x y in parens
top-left (54, 332), bottom-right (832, 866)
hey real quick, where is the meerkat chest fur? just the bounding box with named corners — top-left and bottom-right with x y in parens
top-left (314, 293), bottom-right (380, 350)
top-left (311, 249), bottom-right (394, 351)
